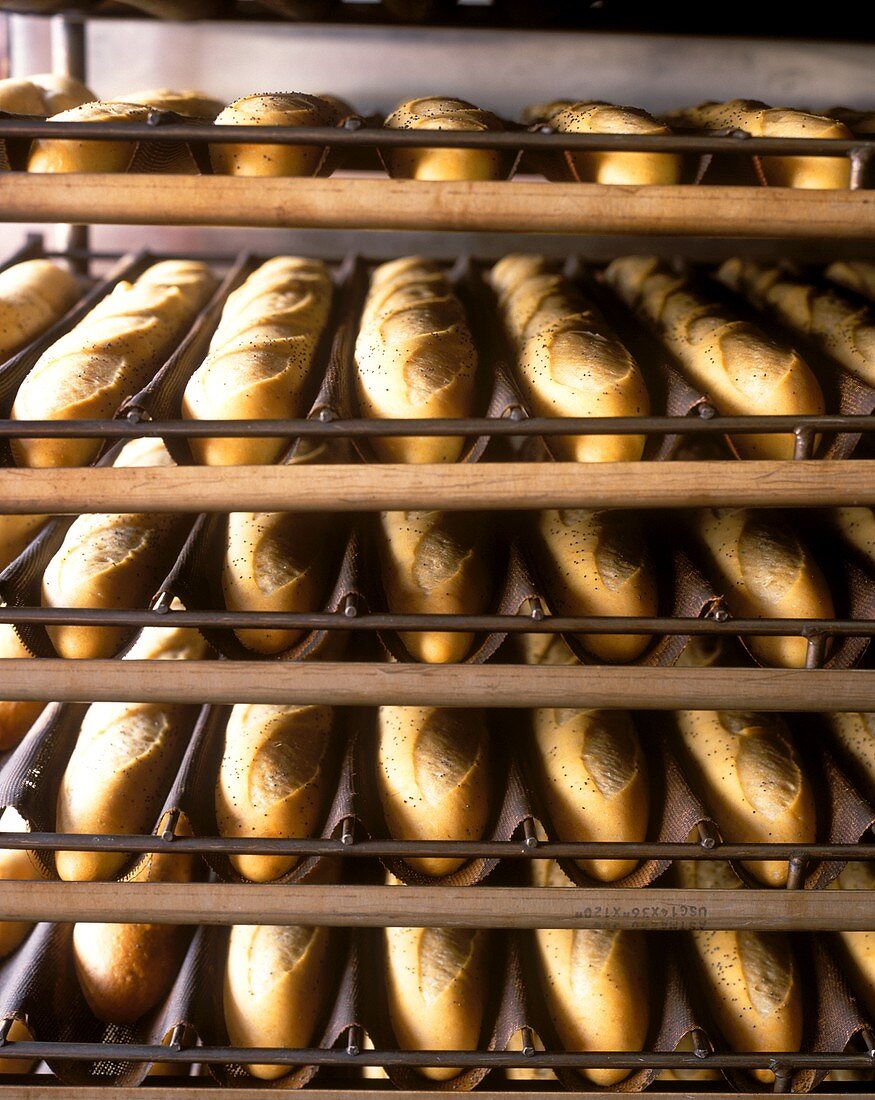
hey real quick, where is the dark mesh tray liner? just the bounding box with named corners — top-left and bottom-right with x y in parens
top-left (355, 707), bottom-right (533, 887)
top-left (180, 703), bottom-right (357, 885)
top-left (160, 514), bottom-right (360, 662)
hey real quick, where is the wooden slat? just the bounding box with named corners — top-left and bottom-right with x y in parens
top-left (2, 462), bottom-right (875, 513)
top-left (2, 175), bottom-right (875, 237)
top-left (1, 883), bottom-right (872, 930)
top-left (0, 662), bottom-right (873, 709)
top-left (0, 1091), bottom-right (838, 1100)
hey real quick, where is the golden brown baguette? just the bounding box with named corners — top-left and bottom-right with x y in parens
top-left (831, 506), bottom-right (875, 572)
top-left (221, 511), bottom-right (334, 653)
top-left (605, 257), bottom-right (825, 459)
top-left (12, 260), bottom-right (217, 468)
top-left (377, 510), bottom-right (490, 663)
top-left (383, 96), bottom-right (505, 181)
top-left (0, 1018), bottom-right (34, 1075)
top-left (210, 93), bottom-right (342, 176)
top-left (0, 807), bottom-right (41, 960)
top-left (0, 626), bottom-right (43, 750)
top-left (112, 88), bottom-right (224, 118)
top-left (674, 709), bottom-right (816, 886)
top-left (490, 255), bottom-right (649, 462)
top-left (825, 260), bottom-right (875, 302)
top-left (667, 99), bottom-right (851, 188)
top-left (830, 862), bottom-right (875, 1017)
top-left (687, 507), bottom-right (834, 667)
top-left (376, 706), bottom-right (490, 876)
top-left (182, 256), bottom-right (332, 465)
top-left (689, 929), bottom-right (802, 1083)
top-left (530, 708), bottom-right (648, 881)
top-left (0, 73), bottom-right (93, 115)
top-left (384, 925), bottom-right (488, 1081)
top-left (54, 621), bottom-right (208, 880)
top-left (531, 508), bottom-right (657, 662)
top-left (535, 927), bottom-right (648, 1086)
top-left (0, 258), bottom-right (79, 362)
top-left (822, 712), bottom-right (874, 796)
top-left (528, 99), bottom-right (681, 185)
top-left (215, 703), bottom-right (336, 881)
top-left (355, 257), bottom-right (477, 463)
top-left (718, 258), bottom-right (875, 389)
top-left (224, 923), bottom-right (334, 1080)
top-left (27, 101), bottom-right (159, 173)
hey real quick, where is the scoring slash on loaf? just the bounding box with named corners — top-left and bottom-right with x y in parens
top-left (604, 257), bottom-right (824, 459)
top-left (377, 510), bottom-right (490, 663)
top-left (384, 925), bottom-right (489, 1081)
top-left (667, 99), bottom-right (852, 189)
top-left (183, 256), bottom-right (333, 465)
top-left (376, 706), bottom-right (490, 877)
top-left (209, 93), bottom-right (344, 176)
top-left (686, 508), bottom-right (834, 668)
top-left (673, 710), bottom-right (815, 887)
top-left (216, 703), bottom-right (337, 882)
top-left (355, 257), bottom-right (477, 463)
top-left (531, 508), bottom-right (657, 663)
top-left (530, 708), bottom-right (648, 881)
top-left (490, 254), bottom-right (649, 461)
top-left (54, 619), bottom-right (208, 881)
top-left (524, 100), bottom-right (681, 185)
top-left (12, 259), bottom-right (217, 468)
top-left (382, 96), bottom-right (506, 181)
top-left (536, 925), bottom-right (649, 1086)
top-left (224, 923), bottom-right (334, 1080)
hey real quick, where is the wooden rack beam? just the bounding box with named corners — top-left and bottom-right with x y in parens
top-left (0, 662), bottom-right (872, 709)
top-left (1, 883), bottom-right (872, 930)
top-left (2, 176), bottom-right (875, 237)
top-left (0, 1092), bottom-right (841, 1100)
top-left (2, 462), bottom-right (875, 513)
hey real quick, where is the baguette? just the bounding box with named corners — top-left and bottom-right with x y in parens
top-left (112, 88), bottom-right (224, 119)
top-left (27, 101), bottom-right (158, 173)
top-left (384, 925), bottom-right (488, 1081)
top-left (0, 72), bottom-right (93, 115)
top-left (687, 507), bottom-right (833, 667)
top-left (531, 508), bottom-right (657, 663)
top-left (354, 257), bottom-right (477, 463)
top-left (54, 621), bottom-right (208, 880)
top-left (535, 927), bottom-right (648, 1086)
top-left (377, 510), bottom-right (490, 663)
top-left (0, 257), bottom-right (79, 361)
top-left (182, 256), bottom-right (332, 465)
top-left (825, 260), bottom-right (875, 303)
top-left (831, 506), bottom-right (875, 571)
top-left (830, 862), bottom-right (875, 1018)
top-left (0, 807), bottom-right (40, 960)
top-left (0, 1018), bottom-right (34, 1075)
top-left (224, 923), bottom-right (334, 1079)
top-left (210, 93), bottom-right (342, 176)
top-left (822, 712), bottom-right (874, 798)
top-left (383, 96), bottom-right (505, 181)
top-left (530, 708), bottom-right (648, 881)
top-left (0, 627), bottom-right (43, 750)
top-left (216, 703), bottom-right (336, 881)
top-left (12, 259), bottom-right (217, 468)
top-left (222, 511), bottom-right (334, 653)
top-left (688, 929), bottom-right (802, 1083)
top-left (376, 705), bottom-right (490, 876)
top-left (718, 258), bottom-right (875, 389)
top-left (604, 257), bottom-right (824, 459)
top-left (0, 514), bottom-right (49, 572)
top-left (490, 255), bottom-right (649, 462)
top-left (667, 100), bottom-right (851, 189)
top-left (528, 99), bottom-right (681, 185)
top-left (674, 709), bottom-right (815, 886)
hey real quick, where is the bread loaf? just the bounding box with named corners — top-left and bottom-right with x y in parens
top-left (604, 257), bottom-right (824, 459)
top-left (383, 96), bottom-right (505, 181)
top-left (210, 93), bottom-right (342, 176)
top-left (377, 510), bottom-right (490, 663)
top-left (0, 626), bottom-right (43, 750)
top-left (0, 514), bottom-right (49, 572)
top-left (0, 807), bottom-right (41, 960)
top-left (0, 257), bottom-right (79, 361)
top-left (689, 930), bottom-right (802, 1083)
top-left (55, 621), bottom-right (208, 880)
top-left (718, 258), bottom-right (875, 389)
top-left (822, 712), bottom-right (874, 798)
top-left (355, 257), bottom-right (477, 463)
top-left (112, 88), bottom-right (224, 119)
top-left (0, 1018), bottom-right (34, 1075)
top-left (530, 708), bottom-right (648, 881)
top-left (527, 100), bottom-right (681, 185)
top-left (216, 703), bottom-right (336, 881)
top-left (831, 506), bottom-right (875, 572)
top-left (825, 260), bottom-right (875, 302)
top-left (687, 508), bottom-right (833, 667)
top-left (384, 925), bottom-right (488, 1080)
top-left (12, 260), bottom-right (217, 468)
top-left (376, 706), bottom-right (490, 876)
top-left (674, 709), bottom-right (815, 886)
top-left (224, 923), bottom-right (333, 1079)
top-left (831, 862), bottom-right (875, 1017)
top-left (531, 508), bottom-right (657, 662)
top-left (27, 101), bottom-right (158, 173)
top-left (182, 256), bottom-right (332, 465)
top-left (667, 100), bottom-right (851, 189)
top-left (0, 73), bottom-right (93, 115)
top-left (490, 255), bottom-right (649, 461)
top-left (535, 926), bottom-right (648, 1086)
